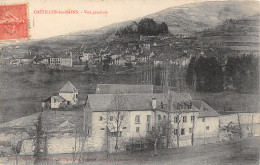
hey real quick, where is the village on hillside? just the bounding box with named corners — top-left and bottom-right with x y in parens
top-left (0, 1), bottom-right (259, 165)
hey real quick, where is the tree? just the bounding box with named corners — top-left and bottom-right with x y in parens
top-left (107, 93), bottom-right (128, 153)
top-left (186, 57), bottom-right (196, 88)
top-left (103, 56), bottom-right (112, 71)
top-left (34, 113), bottom-right (44, 165)
top-left (137, 18), bottom-right (168, 36)
top-left (194, 56), bottom-right (224, 92)
top-left (154, 65), bottom-right (162, 86)
top-left (225, 55), bottom-right (259, 93)
top-left (145, 120), bottom-right (172, 155)
top-left (237, 113), bottom-right (242, 139)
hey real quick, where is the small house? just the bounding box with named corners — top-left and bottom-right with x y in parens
top-left (42, 81), bottom-right (79, 109)
top-left (59, 81), bottom-right (78, 105)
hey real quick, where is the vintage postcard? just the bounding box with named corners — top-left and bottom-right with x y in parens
top-left (0, 0), bottom-right (259, 164)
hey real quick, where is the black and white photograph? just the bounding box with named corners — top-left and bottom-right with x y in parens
top-left (0, 0), bottom-right (259, 164)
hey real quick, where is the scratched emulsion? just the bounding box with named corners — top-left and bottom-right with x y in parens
top-left (0, 4), bottom-right (29, 40)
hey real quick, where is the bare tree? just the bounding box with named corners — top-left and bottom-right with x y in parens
top-left (237, 113), bottom-right (242, 139)
top-left (107, 93), bottom-right (128, 153)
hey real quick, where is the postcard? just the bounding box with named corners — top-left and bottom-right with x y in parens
top-left (0, 0), bottom-right (259, 164)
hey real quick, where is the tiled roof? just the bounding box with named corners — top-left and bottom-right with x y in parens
top-left (88, 93), bottom-right (168, 112)
top-left (52, 95), bottom-right (66, 102)
top-left (96, 84), bottom-right (153, 94)
top-left (192, 100), bottom-right (219, 117)
top-left (59, 81), bottom-right (78, 93)
top-left (87, 92), bottom-right (193, 112)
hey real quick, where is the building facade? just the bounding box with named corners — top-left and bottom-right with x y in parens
top-left (84, 91), bottom-right (220, 152)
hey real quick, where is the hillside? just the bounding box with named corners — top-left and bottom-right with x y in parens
top-left (196, 14), bottom-right (259, 54)
top-left (1, 1), bottom-right (259, 58)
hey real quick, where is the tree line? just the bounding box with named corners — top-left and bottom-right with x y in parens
top-left (186, 55), bottom-right (259, 93)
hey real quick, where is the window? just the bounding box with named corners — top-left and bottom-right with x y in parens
top-left (136, 127), bottom-right (140, 133)
top-left (54, 99), bottom-right (56, 103)
top-left (99, 116), bottom-right (103, 121)
top-left (100, 128), bottom-right (105, 130)
top-left (181, 128), bottom-right (185, 135)
top-left (120, 116), bottom-right (123, 120)
top-left (147, 123), bottom-right (150, 131)
top-left (206, 126), bottom-right (209, 130)
top-left (123, 127), bottom-right (127, 129)
top-left (174, 129), bottom-right (178, 135)
top-left (189, 128), bottom-right (192, 133)
top-left (202, 118), bottom-right (205, 122)
top-left (135, 115), bottom-right (140, 123)
top-left (191, 116), bottom-right (195, 122)
top-left (183, 116), bottom-right (187, 123)
top-left (147, 115), bottom-right (151, 123)
top-left (110, 116), bottom-right (113, 121)
top-left (158, 115), bottom-right (161, 121)
top-left (164, 116), bottom-right (167, 120)
top-left (110, 131), bottom-right (122, 137)
top-left (174, 117), bottom-right (178, 123)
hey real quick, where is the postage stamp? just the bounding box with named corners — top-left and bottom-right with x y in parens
top-left (0, 4), bottom-right (29, 40)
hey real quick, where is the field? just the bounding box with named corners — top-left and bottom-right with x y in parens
top-left (191, 92), bottom-right (259, 114)
top-left (0, 66), bottom-right (138, 124)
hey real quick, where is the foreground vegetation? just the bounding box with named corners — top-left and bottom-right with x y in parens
top-left (2, 136), bottom-right (259, 165)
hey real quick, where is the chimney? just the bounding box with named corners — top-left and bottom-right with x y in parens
top-left (152, 97), bottom-right (156, 110)
top-left (70, 52), bottom-right (73, 67)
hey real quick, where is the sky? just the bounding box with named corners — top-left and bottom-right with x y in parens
top-left (0, 0), bottom-right (250, 42)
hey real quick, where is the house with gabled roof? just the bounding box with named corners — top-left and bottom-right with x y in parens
top-left (42, 81), bottom-right (78, 109)
top-left (59, 81), bottom-right (79, 105)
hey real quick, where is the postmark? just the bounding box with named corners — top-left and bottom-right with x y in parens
top-left (0, 4), bottom-right (29, 40)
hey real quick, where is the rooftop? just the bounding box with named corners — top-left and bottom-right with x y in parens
top-left (96, 84), bottom-right (153, 94)
top-left (51, 95), bottom-right (66, 102)
top-left (87, 92), bottom-right (219, 117)
top-left (87, 92), bottom-right (192, 112)
top-left (192, 100), bottom-right (220, 117)
top-left (59, 81), bottom-right (78, 93)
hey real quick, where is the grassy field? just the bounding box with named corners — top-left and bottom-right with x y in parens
top-left (0, 66), bottom-right (139, 124)
top-left (191, 92), bottom-right (259, 114)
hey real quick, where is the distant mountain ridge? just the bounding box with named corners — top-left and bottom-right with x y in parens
top-left (147, 1), bottom-right (259, 35)
top-left (1, 1), bottom-right (259, 56)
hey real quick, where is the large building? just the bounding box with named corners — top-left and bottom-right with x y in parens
top-left (84, 88), bottom-right (219, 152)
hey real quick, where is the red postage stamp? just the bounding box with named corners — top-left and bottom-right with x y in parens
top-left (0, 4), bottom-right (29, 40)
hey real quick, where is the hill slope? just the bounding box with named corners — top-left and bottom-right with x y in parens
top-left (1, 1), bottom-right (259, 57)
top-left (196, 14), bottom-right (259, 53)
